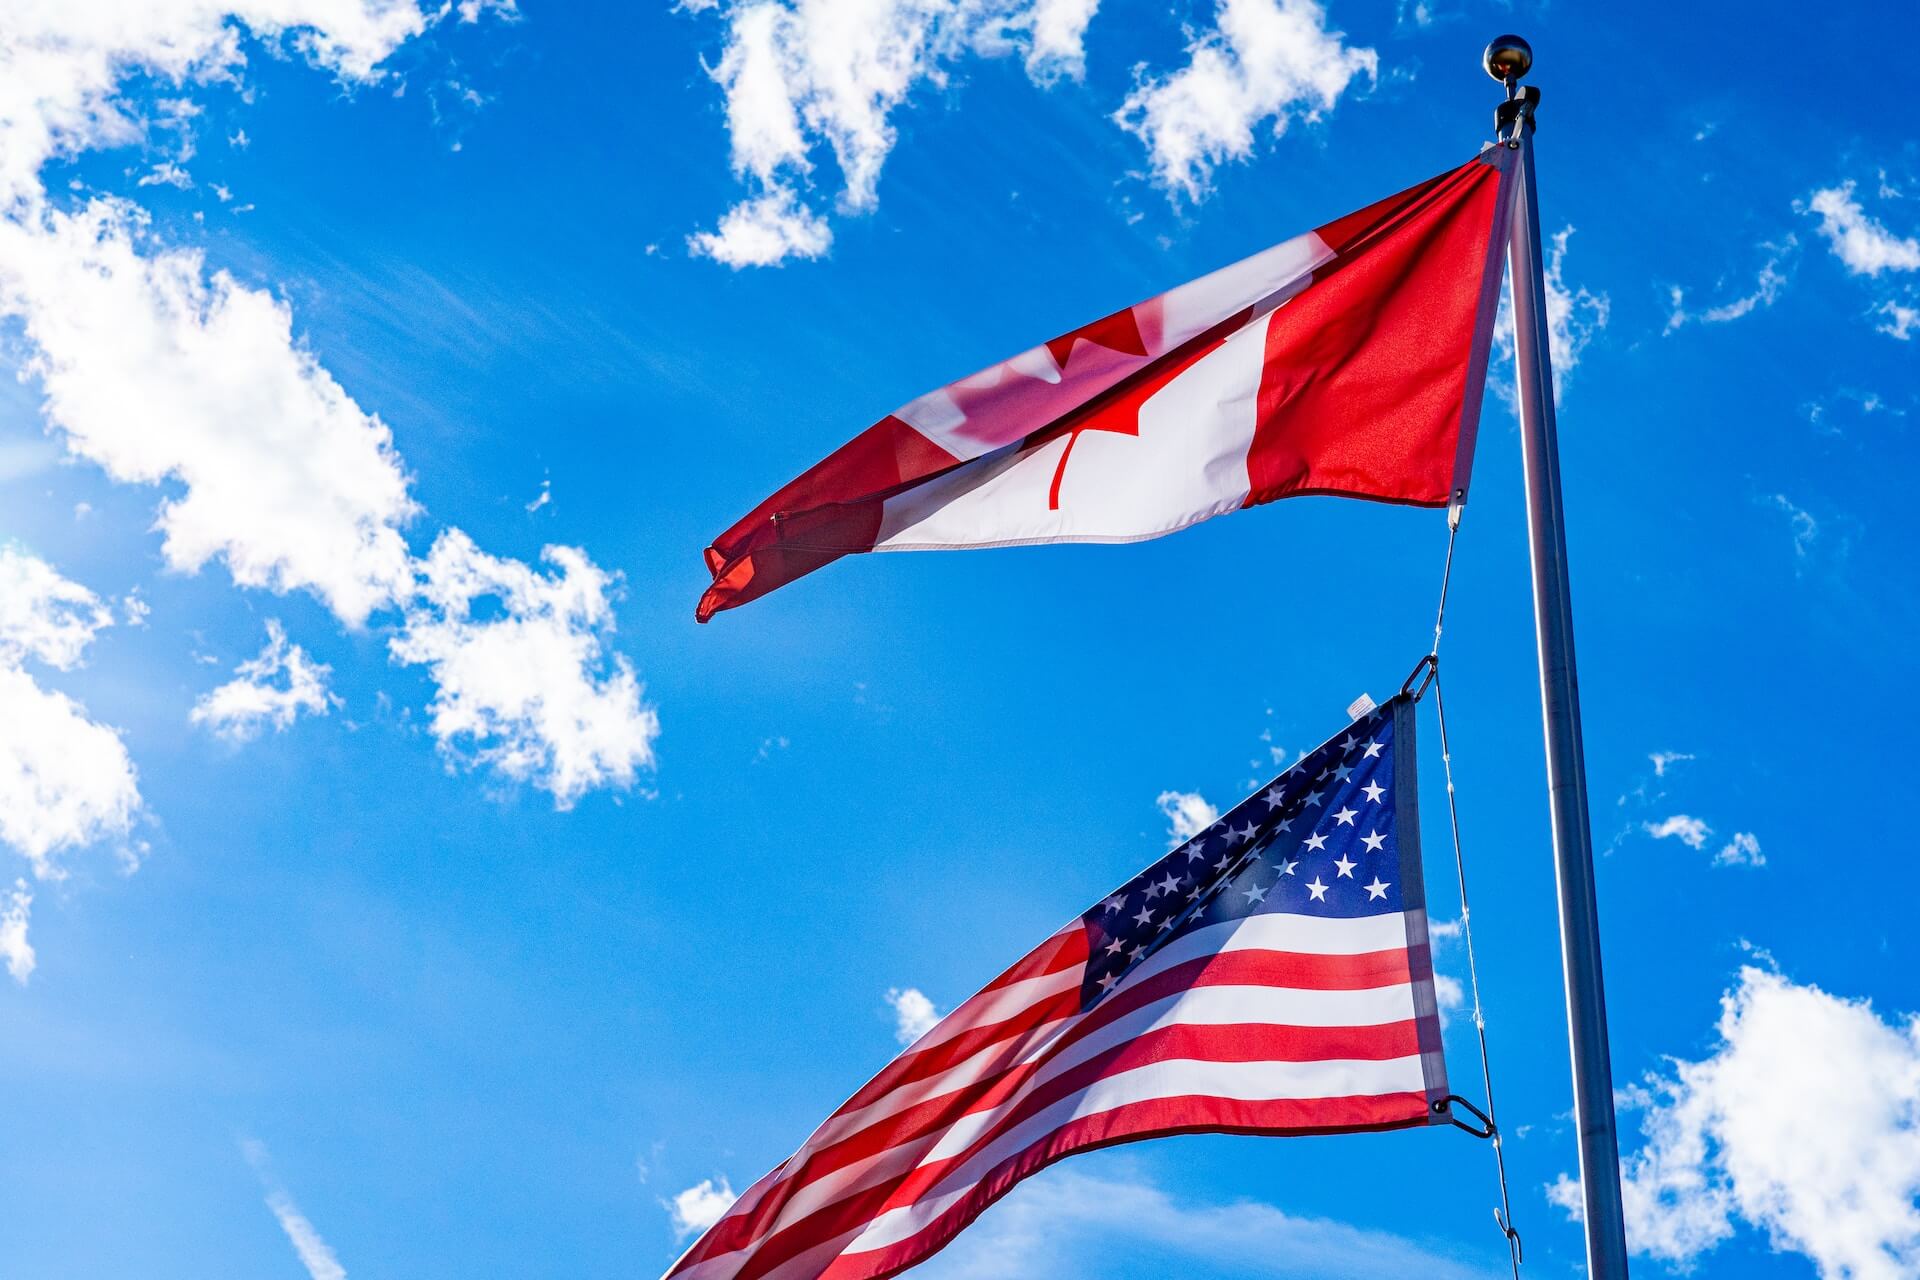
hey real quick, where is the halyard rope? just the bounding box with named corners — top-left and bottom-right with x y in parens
top-left (1429, 515), bottom-right (1524, 1278)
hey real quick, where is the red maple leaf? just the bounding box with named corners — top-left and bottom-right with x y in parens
top-left (1042, 306), bottom-right (1155, 509)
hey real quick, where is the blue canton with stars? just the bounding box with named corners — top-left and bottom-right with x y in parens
top-left (1079, 697), bottom-right (1422, 1008)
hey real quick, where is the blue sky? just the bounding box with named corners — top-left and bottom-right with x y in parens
top-left (2, 2), bottom-right (1918, 1278)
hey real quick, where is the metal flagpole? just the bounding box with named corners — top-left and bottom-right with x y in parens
top-left (1483, 34), bottom-right (1632, 1279)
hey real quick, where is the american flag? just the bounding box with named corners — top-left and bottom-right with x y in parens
top-left (666, 694), bottom-right (1449, 1280)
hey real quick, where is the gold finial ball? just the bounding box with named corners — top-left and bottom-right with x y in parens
top-left (1482, 34), bottom-right (1533, 82)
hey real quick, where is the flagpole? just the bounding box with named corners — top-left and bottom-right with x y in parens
top-left (1485, 35), bottom-right (1632, 1278)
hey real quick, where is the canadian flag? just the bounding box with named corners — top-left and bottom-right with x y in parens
top-left (697, 149), bottom-right (1515, 622)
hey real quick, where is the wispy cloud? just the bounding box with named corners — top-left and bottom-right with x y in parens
top-left (1664, 239), bottom-right (1796, 333)
top-left (243, 1140), bottom-right (349, 1280)
top-left (1494, 226), bottom-right (1608, 402)
top-left (1649, 751), bottom-right (1694, 778)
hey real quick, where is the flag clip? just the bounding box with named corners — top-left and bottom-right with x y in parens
top-left (1400, 653), bottom-right (1438, 702)
top-left (1434, 1093), bottom-right (1496, 1140)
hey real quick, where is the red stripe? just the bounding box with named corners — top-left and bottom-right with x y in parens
top-left (811, 1091), bottom-right (1434, 1280)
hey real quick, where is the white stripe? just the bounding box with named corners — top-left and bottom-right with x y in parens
top-left (842, 1053), bottom-right (1427, 1256)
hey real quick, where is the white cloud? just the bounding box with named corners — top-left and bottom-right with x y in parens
top-left (1493, 226), bottom-right (1608, 403)
top-left (1021, 0), bottom-right (1099, 82)
top-left (0, 544), bottom-right (115, 669)
top-left (667, 1176), bottom-right (738, 1240)
top-left (1804, 182), bottom-right (1920, 277)
top-left (0, 879), bottom-right (34, 984)
top-left (1114, 0), bottom-right (1375, 204)
top-left (885, 985), bottom-right (942, 1043)
top-left (1644, 814), bottom-right (1710, 851)
top-left (0, 666), bottom-right (143, 877)
top-left (689, 185), bottom-right (832, 268)
top-left (0, 201), bottom-right (418, 626)
top-left (1649, 751), bottom-right (1694, 778)
top-left (1715, 832), bottom-right (1763, 868)
top-left (915, 1163), bottom-right (1500, 1280)
top-left (0, 2), bottom-right (657, 811)
top-left (1876, 300), bottom-right (1918, 341)
top-left (389, 530), bottom-right (659, 808)
top-left (1433, 972), bottom-right (1463, 1020)
top-left (190, 619), bottom-right (335, 743)
top-left (685, 0), bottom-right (1102, 265)
top-left (1550, 965), bottom-right (1920, 1277)
top-left (0, 549), bottom-right (141, 880)
top-left (1155, 789), bottom-right (1219, 847)
top-left (0, 3), bottom-right (432, 208)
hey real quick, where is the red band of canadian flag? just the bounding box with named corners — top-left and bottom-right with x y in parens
top-left (698, 149), bottom-right (1515, 622)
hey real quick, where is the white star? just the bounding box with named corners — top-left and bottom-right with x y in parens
top-left (1104, 938), bottom-right (1125, 955)
top-left (1133, 906), bottom-right (1155, 927)
top-left (1278, 858), bottom-right (1298, 876)
top-left (1231, 822), bottom-right (1258, 844)
top-left (1127, 943), bottom-right (1148, 961)
top-left (1274, 815), bottom-right (1295, 833)
top-left (1304, 788), bottom-right (1325, 808)
top-left (1143, 879), bottom-right (1165, 900)
top-left (1184, 841), bottom-right (1208, 861)
top-left (1097, 971), bottom-right (1122, 992)
top-left (1332, 763), bottom-right (1353, 783)
top-left (1361, 830), bottom-right (1386, 853)
top-left (1363, 740), bottom-right (1384, 759)
top-left (1315, 765), bottom-right (1333, 782)
top-left (1362, 780), bottom-right (1385, 804)
top-left (1339, 734), bottom-right (1358, 753)
top-left (1241, 882), bottom-right (1269, 905)
top-left (1333, 806), bottom-right (1358, 826)
top-left (1334, 854), bottom-right (1357, 878)
top-left (1307, 877), bottom-right (1329, 902)
top-left (1154, 872), bottom-right (1182, 897)
top-left (1303, 831), bottom-right (1328, 853)
top-left (1100, 894), bottom-right (1126, 913)
top-left (1364, 877), bottom-right (1390, 900)
top-left (1262, 785), bottom-right (1287, 810)
top-left (1214, 853), bottom-right (1235, 872)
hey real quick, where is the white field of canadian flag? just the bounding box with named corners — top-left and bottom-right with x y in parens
top-left (697, 148), bottom-right (1515, 622)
